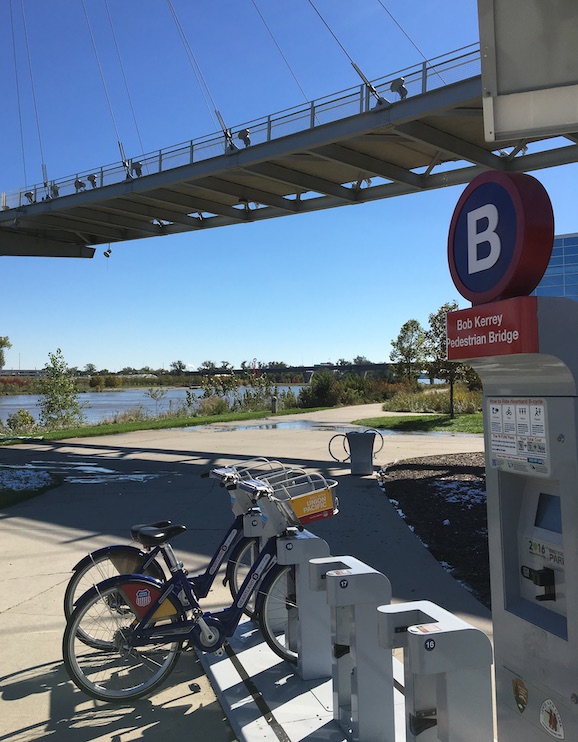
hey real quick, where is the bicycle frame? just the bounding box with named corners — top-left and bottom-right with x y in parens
top-left (95, 536), bottom-right (279, 652)
top-left (70, 513), bottom-right (247, 604)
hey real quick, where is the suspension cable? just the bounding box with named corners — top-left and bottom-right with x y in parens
top-left (103, 0), bottom-right (148, 173)
top-left (81, 0), bottom-right (129, 172)
top-left (376, 0), bottom-right (447, 85)
top-left (166, 0), bottom-right (220, 133)
top-left (251, 0), bottom-right (310, 103)
top-left (20, 0), bottom-right (48, 189)
top-left (307, 0), bottom-right (384, 103)
top-left (9, 0), bottom-right (27, 185)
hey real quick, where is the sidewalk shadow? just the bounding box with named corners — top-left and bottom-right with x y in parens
top-left (0, 652), bottom-right (236, 741)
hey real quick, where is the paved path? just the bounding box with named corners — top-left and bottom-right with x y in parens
top-left (0, 404), bottom-right (486, 741)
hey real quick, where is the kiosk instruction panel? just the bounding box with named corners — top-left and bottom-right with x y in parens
top-left (488, 397), bottom-right (550, 476)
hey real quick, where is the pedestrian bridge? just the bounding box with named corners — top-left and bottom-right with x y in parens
top-left (2, 45), bottom-right (577, 258)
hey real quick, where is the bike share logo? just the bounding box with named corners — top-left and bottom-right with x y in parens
top-left (136, 588), bottom-right (152, 607)
top-left (448, 172), bottom-right (553, 305)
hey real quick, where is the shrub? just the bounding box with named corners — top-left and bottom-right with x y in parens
top-left (89, 376), bottom-right (105, 390)
top-left (39, 349), bottom-right (86, 430)
top-left (195, 396), bottom-right (230, 416)
top-left (5, 409), bottom-right (37, 434)
top-left (382, 387), bottom-right (483, 414)
top-left (100, 405), bottom-right (149, 424)
top-left (298, 372), bottom-right (341, 408)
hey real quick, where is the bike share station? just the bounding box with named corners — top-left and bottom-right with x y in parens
top-left (200, 169), bottom-right (578, 742)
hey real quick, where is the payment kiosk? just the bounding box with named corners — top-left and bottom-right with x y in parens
top-left (447, 171), bottom-right (578, 740)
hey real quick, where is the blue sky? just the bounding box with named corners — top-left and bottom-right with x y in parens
top-left (1, 0), bottom-right (577, 372)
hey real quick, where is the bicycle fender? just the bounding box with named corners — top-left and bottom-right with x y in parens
top-left (70, 545), bottom-right (164, 581)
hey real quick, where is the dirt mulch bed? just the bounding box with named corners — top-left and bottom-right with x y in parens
top-left (378, 452), bottom-right (490, 608)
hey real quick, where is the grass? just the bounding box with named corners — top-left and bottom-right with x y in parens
top-left (354, 413), bottom-right (484, 434)
top-left (0, 406), bottom-right (326, 445)
top-left (1, 406), bottom-right (483, 508)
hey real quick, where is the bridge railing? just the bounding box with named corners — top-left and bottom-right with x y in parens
top-left (1, 45), bottom-right (480, 213)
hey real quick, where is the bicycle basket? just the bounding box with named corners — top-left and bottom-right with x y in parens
top-left (268, 472), bottom-right (339, 526)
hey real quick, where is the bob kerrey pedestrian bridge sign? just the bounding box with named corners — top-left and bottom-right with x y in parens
top-left (446, 171), bottom-right (554, 359)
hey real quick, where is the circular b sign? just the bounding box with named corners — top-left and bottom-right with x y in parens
top-left (448, 172), bottom-right (554, 305)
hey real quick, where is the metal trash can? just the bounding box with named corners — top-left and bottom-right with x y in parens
top-left (329, 428), bottom-right (384, 475)
top-left (346, 431), bottom-right (376, 475)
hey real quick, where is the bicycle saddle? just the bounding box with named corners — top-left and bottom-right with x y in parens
top-left (130, 519), bottom-right (172, 541)
top-left (135, 523), bottom-right (187, 547)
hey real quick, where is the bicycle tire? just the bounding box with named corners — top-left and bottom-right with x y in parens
top-left (63, 545), bottom-right (165, 624)
top-left (225, 537), bottom-right (260, 618)
top-left (62, 576), bottom-right (184, 703)
top-left (256, 564), bottom-right (298, 664)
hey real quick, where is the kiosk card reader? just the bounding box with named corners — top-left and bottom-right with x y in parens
top-left (449, 296), bottom-right (578, 741)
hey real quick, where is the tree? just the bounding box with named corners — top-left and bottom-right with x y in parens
top-left (83, 363), bottom-right (97, 375)
top-left (0, 336), bottom-right (12, 370)
top-left (424, 301), bottom-right (483, 416)
top-left (425, 301), bottom-right (461, 417)
top-left (353, 355), bottom-right (371, 365)
top-left (170, 360), bottom-right (186, 375)
top-left (145, 387), bottom-right (168, 415)
top-left (390, 320), bottom-right (427, 380)
top-left (39, 349), bottom-right (86, 430)
top-left (199, 360), bottom-right (217, 371)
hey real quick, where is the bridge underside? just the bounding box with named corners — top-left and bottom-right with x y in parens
top-left (2, 76), bottom-right (577, 258)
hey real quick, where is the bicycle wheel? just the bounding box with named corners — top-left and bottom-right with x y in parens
top-left (63, 577), bottom-right (184, 703)
top-left (257, 564), bottom-right (298, 664)
top-left (63, 546), bottom-right (165, 628)
top-left (225, 537), bottom-right (260, 618)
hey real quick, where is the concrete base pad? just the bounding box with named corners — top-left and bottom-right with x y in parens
top-left (199, 620), bottom-right (406, 742)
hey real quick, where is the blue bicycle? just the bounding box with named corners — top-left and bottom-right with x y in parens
top-left (63, 458), bottom-right (287, 636)
top-left (62, 472), bottom-right (338, 702)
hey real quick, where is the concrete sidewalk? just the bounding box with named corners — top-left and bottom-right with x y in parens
top-left (0, 404), bottom-right (486, 741)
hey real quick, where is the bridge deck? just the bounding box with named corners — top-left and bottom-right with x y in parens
top-left (2, 48), bottom-right (577, 258)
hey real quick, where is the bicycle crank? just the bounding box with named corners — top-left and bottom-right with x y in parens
top-left (189, 616), bottom-right (226, 653)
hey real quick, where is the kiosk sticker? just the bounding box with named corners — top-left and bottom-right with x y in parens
top-left (540, 699), bottom-right (564, 739)
top-left (512, 678), bottom-right (528, 713)
top-left (488, 398), bottom-right (550, 476)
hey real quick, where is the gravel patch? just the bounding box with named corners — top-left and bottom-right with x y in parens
top-left (377, 452), bottom-right (490, 608)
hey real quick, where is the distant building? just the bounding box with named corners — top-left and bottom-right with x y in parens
top-left (533, 233), bottom-right (578, 300)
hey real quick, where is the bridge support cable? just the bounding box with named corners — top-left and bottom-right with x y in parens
top-left (103, 0), bottom-right (149, 176)
top-left (18, 0), bottom-right (49, 196)
top-left (307, 0), bottom-right (390, 107)
top-left (375, 0), bottom-right (448, 87)
top-left (250, 0), bottom-right (315, 117)
top-left (81, 0), bottom-right (131, 179)
top-left (9, 0), bottom-right (28, 186)
top-left (166, 0), bottom-right (236, 154)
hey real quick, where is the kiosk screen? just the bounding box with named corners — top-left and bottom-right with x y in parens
top-left (534, 493), bottom-right (562, 534)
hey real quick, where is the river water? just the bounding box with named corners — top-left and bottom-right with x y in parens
top-left (0, 386), bottom-right (302, 426)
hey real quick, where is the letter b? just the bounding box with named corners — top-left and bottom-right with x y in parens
top-left (467, 204), bottom-right (501, 275)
